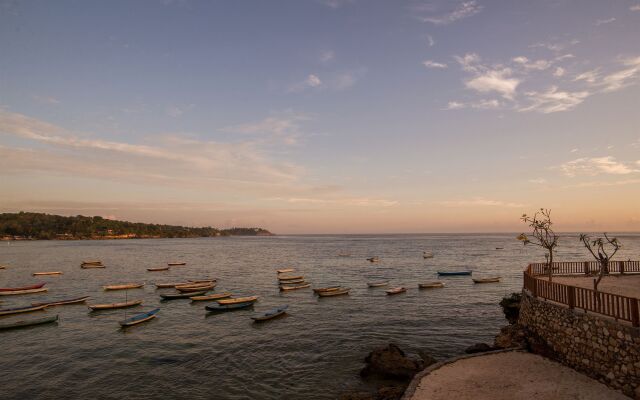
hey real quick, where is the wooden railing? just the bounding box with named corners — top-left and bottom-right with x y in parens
top-left (524, 262), bottom-right (640, 327)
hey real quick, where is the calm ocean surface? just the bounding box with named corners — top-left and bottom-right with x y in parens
top-left (1, 233), bottom-right (639, 399)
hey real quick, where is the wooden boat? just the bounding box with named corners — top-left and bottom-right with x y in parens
top-left (367, 281), bottom-right (389, 288)
top-left (217, 296), bottom-right (258, 305)
top-left (190, 292), bottom-right (232, 302)
top-left (437, 271), bottom-right (472, 276)
top-left (89, 300), bottom-right (143, 310)
top-left (312, 286), bottom-right (342, 294)
top-left (32, 271), bottom-right (63, 276)
top-left (32, 296), bottom-right (90, 307)
top-left (472, 277), bottom-right (501, 284)
top-left (0, 283), bottom-right (46, 292)
top-left (280, 283), bottom-right (311, 291)
top-left (167, 262), bottom-right (186, 266)
top-left (317, 288), bottom-right (350, 297)
top-left (147, 266), bottom-right (170, 272)
top-left (278, 278), bottom-right (306, 284)
top-left (366, 257), bottom-right (379, 262)
top-left (0, 288), bottom-right (48, 296)
top-left (175, 283), bottom-right (216, 292)
top-left (386, 287), bottom-right (407, 295)
top-left (155, 282), bottom-right (188, 289)
top-left (419, 282), bottom-right (445, 289)
top-left (0, 315), bottom-right (59, 330)
top-left (188, 279), bottom-right (217, 284)
top-left (0, 304), bottom-right (48, 316)
top-left (423, 251), bottom-right (434, 259)
top-left (495, 247), bottom-right (504, 250)
top-left (252, 305), bottom-right (288, 322)
top-left (81, 260), bottom-right (102, 266)
top-left (81, 263), bottom-right (105, 269)
top-left (205, 300), bottom-right (255, 311)
top-left (276, 268), bottom-right (295, 274)
top-left (103, 283), bottom-right (144, 291)
top-left (119, 308), bottom-right (160, 327)
top-left (160, 290), bottom-right (208, 300)
top-left (0, 265), bottom-right (7, 269)
top-left (278, 275), bottom-right (304, 281)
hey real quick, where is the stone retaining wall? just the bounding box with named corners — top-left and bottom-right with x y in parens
top-left (519, 290), bottom-right (640, 397)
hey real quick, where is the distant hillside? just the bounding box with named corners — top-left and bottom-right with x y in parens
top-left (0, 212), bottom-right (273, 240)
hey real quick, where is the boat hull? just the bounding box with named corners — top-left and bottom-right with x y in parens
top-left (32, 272), bottom-right (63, 276)
top-left (280, 283), bottom-right (310, 291)
top-left (206, 301), bottom-right (255, 311)
top-left (103, 284), bottom-right (144, 291)
top-left (317, 288), bottom-right (350, 297)
top-left (437, 271), bottom-right (472, 276)
top-left (252, 306), bottom-right (288, 321)
top-left (32, 296), bottom-right (90, 307)
top-left (160, 290), bottom-right (208, 300)
top-left (0, 304), bottom-right (48, 316)
top-left (119, 308), bottom-right (160, 327)
top-left (0, 315), bottom-right (59, 330)
top-left (386, 287), bottom-right (408, 295)
top-left (89, 300), bottom-right (143, 310)
top-left (0, 288), bottom-right (48, 296)
top-left (190, 292), bottom-right (232, 301)
top-left (0, 283), bottom-right (46, 292)
top-left (472, 277), bottom-right (501, 284)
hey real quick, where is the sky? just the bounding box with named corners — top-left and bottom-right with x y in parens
top-left (0, 0), bottom-right (639, 234)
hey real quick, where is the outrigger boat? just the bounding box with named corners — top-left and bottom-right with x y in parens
top-left (280, 283), bottom-right (310, 291)
top-left (160, 290), bottom-right (208, 300)
top-left (0, 315), bottom-right (59, 330)
top-left (103, 283), bottom-right (144, 291)
top-left (367, 281), bottom-right (389, 288)
top-left (312, 286), bottom-right (342, 294)
top-left (119, 308), bottom-right (160, 327)
top-left (32, 296), bottom-right (90, 307)
top-left (167, 262), bottom-right (186, 266)
top-left (317, 288), bottom-right (350, 297)
top-left (418, 282), bottom-right (445, 289)
top-left (0, 283), bottom-right (46, 292)
top-left (252, 305), bottom-right (288, 322)
top-left (386, 287), bottom-right (407, 295)
top-left (190, 292), bottom-right (232, 302)
top-left (0, 304), bottom-right (48, 316)
top-left (437, 271), bottom-right (472, 276)
top-left (32, 271), bottom-right (63, 276)
top-left (0, 288), bottom-right (48, 296)
top-left (147, 266), bottom-right (170, 272)
top-left (472, 277), bottom-right (501, 284)
top-left (88, 300), bottom-right (143, 311)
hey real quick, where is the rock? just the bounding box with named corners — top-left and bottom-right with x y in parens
top-left (494, 323), bottom-right (527, 349)
top-left (465, 342), bottom-right (493, 354)
top-left (338, 391), bottom-right (375, 400)
top-left (499, 292), bottom-right (522, 324)
top-left (376, 385), bottom-right (407, 400)
top-left (417, 350), bottom-right (438, 368)
top-left (361, 344), bottom-right (425, 380)
top-left (634, 385), bottom-right (640, 400)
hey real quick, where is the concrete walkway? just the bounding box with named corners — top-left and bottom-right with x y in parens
top-left (407, 351), bottom-right (627, 400)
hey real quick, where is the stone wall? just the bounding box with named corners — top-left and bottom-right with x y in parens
top-left (519, 290), bottom-right (640, 397)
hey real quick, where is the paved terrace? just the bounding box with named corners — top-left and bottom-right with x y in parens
top-left (553, 274), bottom-right (640, 299)
top-left (406, 351), bottom-right (628, 400)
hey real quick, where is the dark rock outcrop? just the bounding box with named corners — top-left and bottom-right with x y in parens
top-left (499, 292), bottom-right (522, 324)
top-left (464, 342), bottom-right (494, 354)
top-left (360, 344), bottom-right (426, 380)
top-left (494, 323), bottom-right (528, 349)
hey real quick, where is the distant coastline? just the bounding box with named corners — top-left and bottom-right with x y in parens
top-left (0, 212), bottom-right (273, 241)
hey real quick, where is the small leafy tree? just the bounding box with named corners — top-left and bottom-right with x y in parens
top-left (518, 209), bottom-right (559, 281)
top-left (578, 233), bottom-right (621, 292)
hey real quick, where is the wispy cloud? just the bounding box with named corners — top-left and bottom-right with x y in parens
top-left (32, 95), bottom-right (60, 105)
top-left (272, 196), bottom-right (398, 207)
top-left (445, 101), bottom-right (465, 110)
top-left (595, 17), bottom-right (616, 26)
top-left (631, 4), bottom-right (640, 11)
top-left (465, 68), bottom-right (520, 99)
top-left (529, 178), bottom-right (547, 184)
top-left (288, 74), bottom-right (323, 92)
top-left (223, 113), bottom-right (309, 145)
top-left (423, 60), bottom-right (448, 69)
top-left (426, 35), bottom-right (435, 47)
top-left (320, 50), bottom-right (335, 64)
top-left (519, 86), bottom-right (589, 113)
top-left (319, 0), bottom-right (355, 8)
top-left (601, 56), bottom-right (640, 92)
top-left (559, 156), bottom-right (639, 177)
top-left (416, 1), bottom-right (483, 25)
top-left (439, 197), bottom-right (526, 208)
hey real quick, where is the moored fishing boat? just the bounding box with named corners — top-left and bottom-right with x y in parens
top-left (0, 287), bottom-right (48, 296)
top-left (367, 281), bottom-right (389, 288)
top-left (155, 282), bottom-right (187, 289)
top-left (32, 271), bottom-right (63, 276)
top-left (279, 283), bottom-right (311, 291)
top-left (205, 300), bottom-right (255, 311)
top-left (103, 283), bottom-right (145, 291)
top-left (437, 271), bottom-right (472, 276)
top-left (147, 266), bottom-right (170, 272)
top-left (278, 275), bottom-right (304, 281)
top-left (190, 292), bottom-right (232, 302)
top-left (418, 282), bottom-right (445, 289)
top-left (88, 299), bottom-right (143, 310)
top-left (160, 290), bottom-right (208, 300)
top-left (217, 296), bottom-right (258, 305)
top-left (317, 287), bottom-right (350, 297)
top-left (81, 260), bottom-right (102, 266)
top-left (472, 277), bottom-right (501, 284)
top-left (276, 268), bottom-right (295, 274)
top-left (423, 251), bottom-right (434, 259)
top-left (0, 315), bottom-right (59, 330)
top-left (32, 296), bottom-right (90, 307)
top-left (386, 287), bottom-right (407, 295)
top-left (0, 283), bottom-right (46, 292)
top-left (312, 286), bottom-right (342, 294)
top-left (167, 262), bottom-right (186, 266)
top-left (252, 305), bottom-right (288, 322)
top-left (188, 279), bottom-right (217, 284)
top-left (278, 278), bottom-right (305, 284)
top-left (119, 308), bottom-right (160, 327)
top-left (0, 304), bottom-right (48, 316)
top-left (175, 283), bottom-right (216, 292)
top-left (366, 257), bottom-right (379, 262)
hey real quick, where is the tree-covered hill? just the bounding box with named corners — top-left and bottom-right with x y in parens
top-left (0, 212), bottom-right (273, 240)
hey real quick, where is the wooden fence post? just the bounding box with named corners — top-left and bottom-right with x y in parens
top-left (584, 261), bottom-right (589, 275)
top-left (620, 261), bottom-right (625, 275)
top-left (631, 299), bottom-right (639, 328)
top-left (568, 286), bottom-right (575, 309)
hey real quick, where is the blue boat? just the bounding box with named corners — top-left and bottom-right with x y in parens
top-left (119, 308), bottom-right (160, 327)
top-left (252, 305), bottom-right (288, 322)
top-left (205, 301), bottom-right (255, 311)
top-left (437, 271), bottom-right (472, 276)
